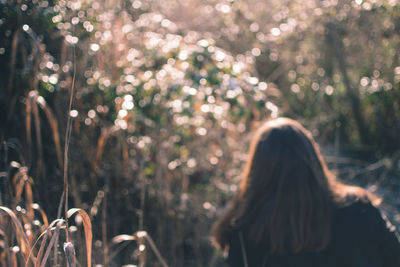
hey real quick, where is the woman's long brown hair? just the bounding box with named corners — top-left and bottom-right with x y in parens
top-left (211, 118), bottom-right (379, 254)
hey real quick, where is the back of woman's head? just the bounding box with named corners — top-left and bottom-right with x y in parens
top-left (212, 118), bottom-right (375, 254)
top-left (239, 118), bottom-right (331, 202)
top-left (238, 118), bottom-right (332, 253)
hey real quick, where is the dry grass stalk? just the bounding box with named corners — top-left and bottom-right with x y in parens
top-left (110, 234), bottom-right (137, 263)
top-left (67, 208), bottom-right (92, 267)
top-left (7, 28), bottom-right (19, 93)
top-left (0, 253), bottom-right (5, 266)
top-left (93, 126), bottom-right (120, 170)
top-left (141, 232), bottom-right (169, 267)
top-left (30, 91), bottom-right (43, 179)
top-left (137, 232), bottom-right (146, 267)
top-left (111, 231), bottom-right (169, 267)
top-left (111, 234), bottom-right (136, 243)
top-left (10, 165), bottom-right (35, 221)
top-left (36, 95), bottom-right (63, 169)
top-left (38, 221), bottom-right (61, 267)
top-left (34, 224), bottom-right (51, 266)
top-left (25, 179), bottom-right (34, 222)
top-left (64, 242), bottom-right (76, 267)
top-left (25, 90), bottom-right (63, 170)
top-left (101, 188), bottom-right (109, 267)
top-left (11, 248), bottom-right (18, 267)
top-left (26, 95), bottom-right (33, 149)
top-left (0, 206), bottom-right (34, 266)
top-left (32, 219), bottom-right (64, 267)
top-left (12, 167), bottom-right (26, 207)
top-left (61, 46), bottom-right (76, 244)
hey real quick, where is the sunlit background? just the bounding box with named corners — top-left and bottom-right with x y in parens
top-left (1, 0), bottom-right (400, 266)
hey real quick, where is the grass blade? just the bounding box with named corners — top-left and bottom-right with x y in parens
top-left (26, 96), bottom-right (32, 148)
top-left (7, 28), bottom-right (19, 93)
top-left (25, 178), bottom-right (34, 221)
top-left (30, 91), bottom-right (43, 178)
top-left (140, 231), bottom-right (169, 267)
top-left (109, 234), bottom-right (135, 261)
top-left (63, 242), bottom-right (76, 267)
top-left (0, 206), bottom-right (34, 265)
top-left (67, 208), bottom-right (92, 267)
top-left (111, 234), bottom-right (136, 244)
top-left (34, 226), bottom-right (50, 267)
top-left (39, 221), bottom-right (61, 267)
top-left (37, 97), bottom-right (63, 169)
top-left (32, 219), bottom-right (64, 267)
top-left (12, 169), bottom-right (25, 206)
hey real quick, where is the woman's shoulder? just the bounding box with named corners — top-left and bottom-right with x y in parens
top-left (332, 196), bottom-right (397, 238)
top-left (332, 196), bottom-right (381, 231)
top-left (334, 196), bottom-right (379, 219)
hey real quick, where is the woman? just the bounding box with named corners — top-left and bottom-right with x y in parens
top-left (212, 118), bottom-right (400, 267)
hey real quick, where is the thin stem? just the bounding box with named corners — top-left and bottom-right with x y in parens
top-left (62, 44), bottom-right (76, 242)
top-left (143, 233), bottom-right (169, 267)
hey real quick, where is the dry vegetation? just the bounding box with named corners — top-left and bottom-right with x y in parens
top-left (1, 0), bottom-right (400, 266)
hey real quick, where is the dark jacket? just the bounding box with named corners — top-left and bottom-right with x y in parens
top-left (227, 201), bottom-right (400, 267)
